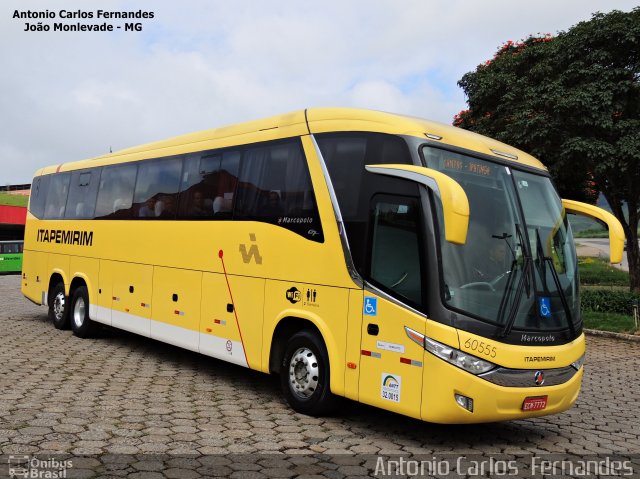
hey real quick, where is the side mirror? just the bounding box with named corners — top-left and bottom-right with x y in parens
top-left (365, 164), bottom-right (469, 245)
top-left (562, 199), bottom-right (625, 264)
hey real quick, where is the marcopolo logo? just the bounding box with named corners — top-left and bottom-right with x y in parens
top-left (521, 334), bottom-right (556, 343)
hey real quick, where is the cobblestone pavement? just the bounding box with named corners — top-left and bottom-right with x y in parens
top-left (1, 274), bottom-right (639, 478)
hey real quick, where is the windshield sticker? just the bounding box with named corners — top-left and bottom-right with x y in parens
top-left (539, 297), bottom-right (552, 318)
top-left (364, 297), bottom-right (377, 316)
top-left (381, 373), bottom-right (401, 403)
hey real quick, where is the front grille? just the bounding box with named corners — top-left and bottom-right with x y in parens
top-left (478, 365), bottom-right (578, 387)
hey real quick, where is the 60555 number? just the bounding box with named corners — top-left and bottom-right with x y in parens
top-left (464, 338), bottom-right (497, 358)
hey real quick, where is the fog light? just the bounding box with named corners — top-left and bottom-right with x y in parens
top-left (455, 393), bottom-right (474, 412)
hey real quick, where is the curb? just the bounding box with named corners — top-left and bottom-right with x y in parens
top-left (585, 328), bottom-right (640, 342)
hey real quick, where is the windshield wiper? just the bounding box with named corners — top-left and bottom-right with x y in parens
top-left (499, 257), bottom-right (534, 337)
top-left (535, 229), bottom-right (549, 294)
top-left (534, 228), bottom-right (576, 337)
top-left (495, 257), bottom-right (517, 324)
top-left (498, 224), bottom-right (532, 336)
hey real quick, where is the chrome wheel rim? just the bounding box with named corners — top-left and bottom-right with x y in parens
top-left (53, 292), bottom-right (65, 321)
top-left (288, 347), bottom-right (319, 399)
top-left (73, 296), bottom-right (85, 328)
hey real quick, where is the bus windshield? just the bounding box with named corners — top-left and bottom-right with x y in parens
top-left (423, 146), bottom-right (579, 335)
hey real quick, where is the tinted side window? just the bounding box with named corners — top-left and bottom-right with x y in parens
top-left (178, 150), bottom-right (240, 219)
top-left (370, 195), bottom-right (424, 307)
top-left (316, 137), bottom-right (367, 218)
top-left (316, 133), bottom-right (414, 274)
top-left (44, 173), bottom-right (71, 219)
top-left (29, 174), bottom-right (51, 219)
top-left (133, 157), bottom-right (182, 220)
top-left (235, 140), bottom-right (323, 241)
top-left (65, 169), bottom-right (101, 219)
top-left (94, 164), bottom-right (138, 219)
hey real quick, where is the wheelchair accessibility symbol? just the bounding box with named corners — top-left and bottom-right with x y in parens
top-left (364, 297), bottom-right (378, 316)
top-left (539, 297), bottom-right (551, 318)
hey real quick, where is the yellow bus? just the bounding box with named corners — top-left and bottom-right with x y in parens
top-left (21, 108), bottom-right (624, 423)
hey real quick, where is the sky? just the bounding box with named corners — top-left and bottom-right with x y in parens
top-left (1, 0), bottom-right (637, 184)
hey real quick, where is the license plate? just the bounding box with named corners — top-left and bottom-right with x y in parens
top-left (522, 395), bottom-right (547, 411)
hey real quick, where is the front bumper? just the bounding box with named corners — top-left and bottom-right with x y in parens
top-left (421, 352), bottom-right (583, 424)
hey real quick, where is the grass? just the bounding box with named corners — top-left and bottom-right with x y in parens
top-left (0, 193), bottom-right (28, 207)
top-left (578, 256), bottom-right (638, 334)
top-left (578, 256), bottom-right (629, 286)
top-left (583, 311), bottom-right (638, 334)
top-left (573, 228), bottom-right (608, 238)
top-left (568, 208), bottom-right (639, 237)
top-left (574, 227), bottom-right (639, 238)
top-left (568, 213), bottom-right (604, 233)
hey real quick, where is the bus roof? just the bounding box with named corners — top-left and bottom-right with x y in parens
top-left (37, 108), bottom-right (546, 176)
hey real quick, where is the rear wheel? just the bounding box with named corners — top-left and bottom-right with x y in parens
top-left (70, 286), bottom-right (99, 338)
top-left (48, 282), bottom-right (69, 330)
top-left (280, 330), bottom-right (338, 416)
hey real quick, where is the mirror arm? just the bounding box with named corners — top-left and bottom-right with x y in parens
top-left (562, 199), bottom-right (625, 264)
top-left (365, 164), bottom-right (469, 245)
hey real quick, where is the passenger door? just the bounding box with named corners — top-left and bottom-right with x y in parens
top-left (358, 195), bottom-right (427, 419)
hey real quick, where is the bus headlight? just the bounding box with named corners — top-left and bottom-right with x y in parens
top-left (406, 327), bottom-right (496, 375)
top-left (571, 354), bottom-right (585, 371)
top-left (446, 348), bottom-right (496, 374)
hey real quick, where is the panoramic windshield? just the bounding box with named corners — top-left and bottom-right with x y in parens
top-left (423, 147), bottom-right (579, 334)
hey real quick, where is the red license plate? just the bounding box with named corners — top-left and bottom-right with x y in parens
top-left (522, 395), bottom-right (548, 412)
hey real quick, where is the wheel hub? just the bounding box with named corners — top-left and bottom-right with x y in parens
top-left (73, 297), bottom-right (85, 328)
top-left (288, 347), bottom-right (319, 399)
top-left (53, 292), bottom-right (65, 320)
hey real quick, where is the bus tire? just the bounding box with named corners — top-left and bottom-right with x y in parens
top-left (280, 330), bottom-right (338, 416)
top-left (70, 286), bottom-right (99, 338)
top-left (48, 282), bottom-right (70, 330)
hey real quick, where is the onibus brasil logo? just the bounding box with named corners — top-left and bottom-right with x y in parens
top-left (8, 455), bottom-right (72, 478)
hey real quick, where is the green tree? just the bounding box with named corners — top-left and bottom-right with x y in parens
top-left (455, 8), bottom-right (640, 293)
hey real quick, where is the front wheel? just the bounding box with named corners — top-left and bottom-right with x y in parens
top-left (70, 286), bottom-right (99, 338)
top-left (280, 330), bottom-right (338, 416)
top-left (48, 282), bottom-right (70, 330)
